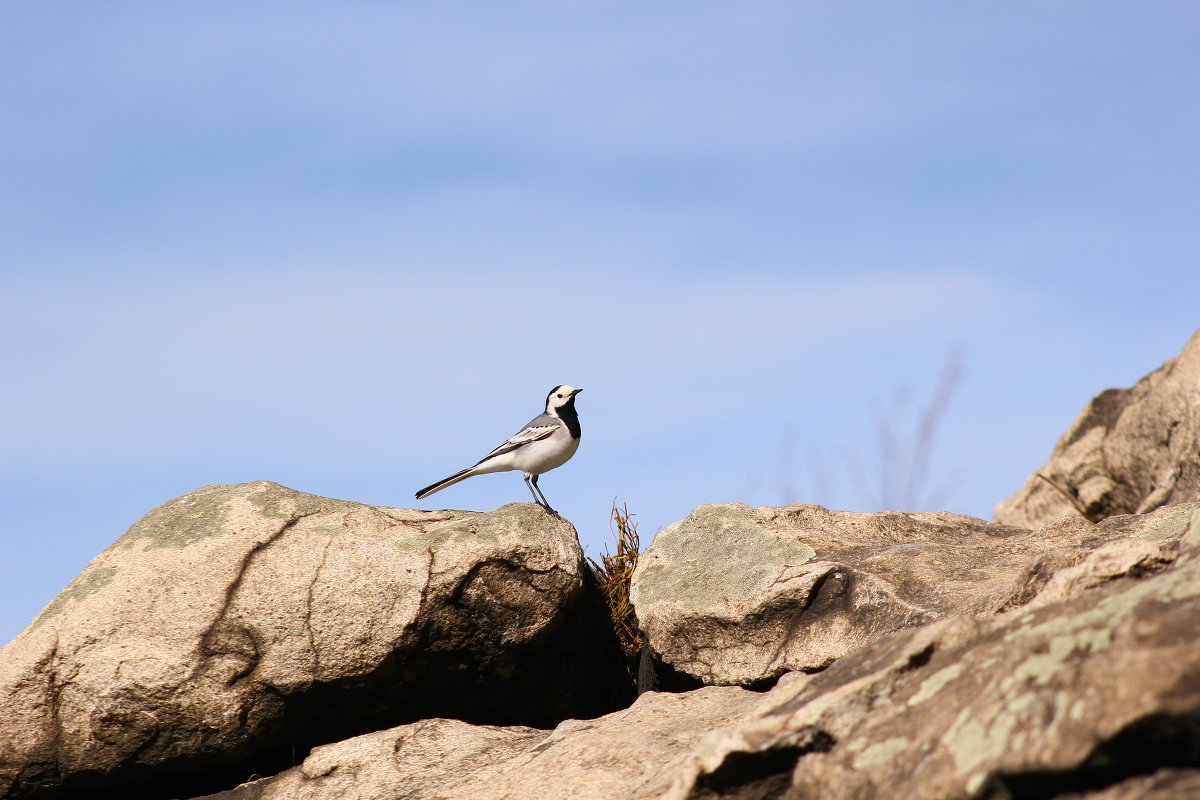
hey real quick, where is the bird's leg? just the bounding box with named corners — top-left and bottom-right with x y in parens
top-left (530, 474), bottom-right (548, 506)
top-left (523, 473), bottom-right (543, 505)
top-left (530, 474), bottom-right (556, 514)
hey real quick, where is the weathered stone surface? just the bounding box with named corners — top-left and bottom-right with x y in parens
top-left (0, 482), bottom-right (629, 800)
top-left (632, 501), bottom-right (1199, 689)
top-left (662, 507), bottom-right (1200, 800)
top-left (995, 329), bottom-right (1200, 529)
top-left (992, 502), bottom-right (1196, 613)
top-left (199, 720), bottom-right (545, 800)
top-left (137, 503), bottom-right (1200, 800)
top-left (204, 503), bottom-right (1200, 800)
top-left (195, 685), bottom-right (765, 800)
top-left (631, 504), bottom-right (1102, 686)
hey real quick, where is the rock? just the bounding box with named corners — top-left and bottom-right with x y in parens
top-left (629, 503), bottom-right (1105, 686)
top-left (203, 505), bottom-right (1200, 800)
top-left (991, 502), bottom-right (1195, 613)
top-left (995, 329), bottom-right (1200, 528)
top-left (663, 507), bottom-right (1200, 800)
top-left (199, 720), bottom-right (546, 800)
top-left (1018, 536), bottom-right (1177, 610)
top-left (632, 502), bottom-right (1199, 690)
top-left (194, 684), bottom-right (765, 800)
top-left (0, 482), bottom-right (630, 800)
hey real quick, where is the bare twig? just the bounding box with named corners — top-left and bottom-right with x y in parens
top-left (848, 350), bottom-right (964, 510)
top-left (1035, 473), bottom-right (1102, 522)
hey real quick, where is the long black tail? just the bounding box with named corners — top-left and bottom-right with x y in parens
top-left (415, 465), bottom-right (477, 500)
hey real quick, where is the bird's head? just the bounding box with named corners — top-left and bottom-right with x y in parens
top-left (546, 385), bottom-right (582, 414)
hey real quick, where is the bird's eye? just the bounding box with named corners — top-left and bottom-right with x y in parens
top-left (557, 393), bottom-right (563, 398)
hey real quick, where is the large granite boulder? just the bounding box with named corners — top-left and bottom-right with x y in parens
top-left (630, 505), bottom-right (1018, 686)
top-left (995, 329), bottom-right (1200, 528)
top-left (0, 482), bottom-right (629, 800)
top-left (196, 685), bottom-right (764, 800)
top-left (630, 502), bottom-right (1192, 688)
top-left (664, 507), bottom-right (1200, 800)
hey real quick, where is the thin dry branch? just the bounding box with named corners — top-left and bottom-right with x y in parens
top-left (1036, 473), bottom-right (1103, 523)
top-left (847, 349), bottom-right (964, 510)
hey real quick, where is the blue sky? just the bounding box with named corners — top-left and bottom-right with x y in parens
top-left (2, 3), bottom-right (1198, 645)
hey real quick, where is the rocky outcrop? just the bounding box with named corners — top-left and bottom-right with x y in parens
top-left (197, 686), bottom-right (765, 800)
top-left (0, 482), bottom-right (630, 800)
top-left (629, 503), bottom-right (1186, 687)
top-left (991, 502), bottom-right (1193, 613)
top-left (995, 329), bottom-right (1200, 529)
top-left (191, 506), bottom-right (1200, 800)
top-left (664, 505), bottom-right (1200, 800)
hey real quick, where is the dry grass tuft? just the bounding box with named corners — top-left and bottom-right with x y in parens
top-left (588, 501), bottom-right (643, 659)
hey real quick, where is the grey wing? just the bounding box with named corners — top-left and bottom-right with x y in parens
top-left (475, 413), bottom-right (560, 464)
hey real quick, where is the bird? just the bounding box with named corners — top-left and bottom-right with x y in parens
top-left (415, 385), bottom-right (583, 512)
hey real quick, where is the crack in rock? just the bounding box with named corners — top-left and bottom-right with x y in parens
top-left (304, 534), bottom-right (338, 680)
top-left (196, 511), bottom-right (321, 680)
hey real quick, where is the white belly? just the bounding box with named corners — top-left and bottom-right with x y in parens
top-left (480, 427), bottom-right (580, 476)
top-left (514, 428), bottom-right (580, 474)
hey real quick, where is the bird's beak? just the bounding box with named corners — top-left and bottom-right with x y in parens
top-left (571, 388), bottom-right (583, 395)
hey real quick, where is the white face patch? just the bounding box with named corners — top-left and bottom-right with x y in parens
top-left (545, 385), bottom-right (580, 412)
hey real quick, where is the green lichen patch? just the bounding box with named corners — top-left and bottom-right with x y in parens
top-left (907, 662), bottom-right (966, 707)
top-left (852, 736), bottom-right (911, 770)
top-left (116, 484), bottom-right (236, 550)
top-left (633, 504), bottom-right (817, 610)
top-left (116, 482), bottom-right (361, 551)
top-left (1129, 503), bottom-right (1200, 542)
top-left (29, 565), bottom-right (119, 629)
top-left (243, 481), bottom-right (360, 520)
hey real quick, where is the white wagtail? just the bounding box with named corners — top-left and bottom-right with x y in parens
top-left (415, 385), bottom-right (582, 511)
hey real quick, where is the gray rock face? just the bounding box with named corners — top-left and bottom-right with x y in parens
top-left (199, 506), bottom-right (1200, 800)
top-left (995, 329), bottom-right (1200, 529)
top-left (0, 482), bottom-right (629, 800)
top-left (629, 503), bottom-right (1124, 686)
top-left (663, 507), bottom-right (1200, 800)
top-left (992, 502), bottom-right (1195, 613)
top-left (197, 686), bottom-right (763, 800)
